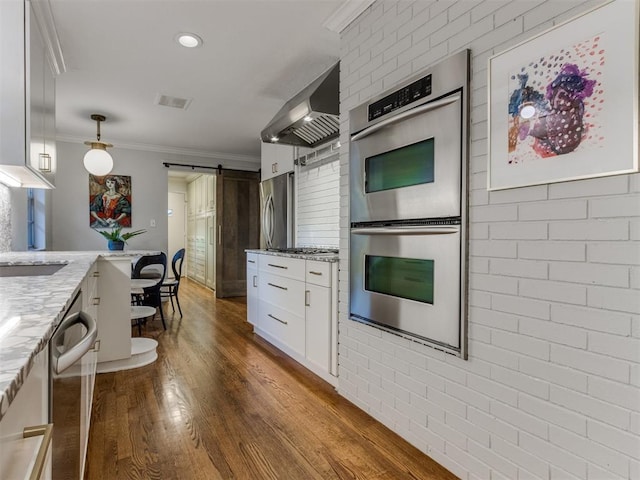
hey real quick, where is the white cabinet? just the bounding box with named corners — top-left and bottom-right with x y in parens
top-left (246, 253), bottom-right (258, 326)
top-left (249, 253), bottom-right (338, 384)
top-left (186, 175), bottom-right (216, 289)
top-left (0, 0), bottom-right (55, 188)
top-left (205, 212), bottom-right (216, 289)
top-left (0, 346), bottom-right (51, 480)
top-left (260, 142), bottom-right (294, 181)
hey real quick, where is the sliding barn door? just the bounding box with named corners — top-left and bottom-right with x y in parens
top-left (215, 170), bottom-right (260, 297)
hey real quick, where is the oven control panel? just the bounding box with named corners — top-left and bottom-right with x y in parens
top-left (368, 74), bottom-right (432, 121)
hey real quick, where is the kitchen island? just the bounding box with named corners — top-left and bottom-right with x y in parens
top-left (0, 250), bottom-right (158, 421)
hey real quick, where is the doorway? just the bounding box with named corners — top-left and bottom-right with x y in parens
top-left (167, 191), bottom-right (186, 279)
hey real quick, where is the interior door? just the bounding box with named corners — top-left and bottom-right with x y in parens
top-left (215, 170), bottom-right (260, 297)
top-left (167, 192), bottom-right (186, 279)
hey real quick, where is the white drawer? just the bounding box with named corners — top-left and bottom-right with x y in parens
top-left (259, 272), bottom-right (304, 317)
top-left (258, 299), bottom-right (305, 357)
top-left (258, 254), bottom-right (305, 281)
top-left (305, 260), bottom-right (332, 287)
top-left (246, 252), bottom-right (258, 267)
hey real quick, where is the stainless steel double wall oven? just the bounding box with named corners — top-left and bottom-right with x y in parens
top-left (349, 50), bottom-right (470, 357)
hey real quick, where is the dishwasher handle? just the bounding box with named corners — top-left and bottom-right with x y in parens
top-left (52, 311), bottom-right (98, 374)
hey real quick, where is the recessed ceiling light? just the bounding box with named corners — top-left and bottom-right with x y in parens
top-left (270, 136), bottom-right (279, 143)
top-left (176, 33), bottom-right (203, 48)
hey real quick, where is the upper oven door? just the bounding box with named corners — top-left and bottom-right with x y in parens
top-left (350, 92), bottom-right (462, 224)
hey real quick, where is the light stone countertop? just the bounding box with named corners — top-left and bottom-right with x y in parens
top-left (245, 249), bottom-right (339, 263)
top-left (0, 250), bottom-right (159, 421)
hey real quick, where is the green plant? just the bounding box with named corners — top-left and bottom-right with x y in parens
top-left (95, 225), bottom-right (146, 244)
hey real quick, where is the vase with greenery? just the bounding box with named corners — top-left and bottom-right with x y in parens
top-left (95, 226), bottom-right (146, 250)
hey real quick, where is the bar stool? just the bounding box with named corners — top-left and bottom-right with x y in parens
top-left (131, 305), bottom-right (156, 335)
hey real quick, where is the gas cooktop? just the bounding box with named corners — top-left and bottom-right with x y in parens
top-left (267, 247), bottom-right (339, 255)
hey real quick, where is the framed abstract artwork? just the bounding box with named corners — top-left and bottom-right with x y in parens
top-left (89, 174), bottom-right (132, 228)
top-left (487, 0), bottom-right (638, 190)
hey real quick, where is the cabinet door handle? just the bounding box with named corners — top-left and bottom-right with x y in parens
top-left (268, 313), bottom-right (287, 325)
top-left (247, 259), bottom-right (256, 264)
top-left (92, 271), bottom-right (100, 277)
top-left (305, 290), bottom-right (310, 306)
top-left (309, 271), bottom-right (322, 276)
top-left (267, 263), bottom-right (288, 269)
top-left (23, 423), bottom-right (53, 480)
top-left (253, 275), bottom-right (257, 288)
top-left (91, 297), bottom-right (100, 306)
top-left (267, 282), bottom-right (287, 291)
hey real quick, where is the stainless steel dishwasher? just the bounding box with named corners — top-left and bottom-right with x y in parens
top-left (49, 290), bottom-right (98, 479)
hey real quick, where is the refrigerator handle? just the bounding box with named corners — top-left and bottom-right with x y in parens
top-left (262, 194), bottom-right (274, 248)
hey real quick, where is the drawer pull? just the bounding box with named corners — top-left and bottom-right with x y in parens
top-left (268, 282), bottom-right (287, 291)
top-left (23, 423), bottom-right (53, 480)
top-left (309, 271), bottom-right (323, 276)
top-left (267, 263), bottom-right (288, 270)
top-left (305, 290), bottom-right (310, 306)
top-left (268, 313), bottom-right (287, 325)
top-left (248, 259), bottom-right (256, 263)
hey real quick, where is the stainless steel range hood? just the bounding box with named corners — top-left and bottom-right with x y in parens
top-left (261, 62), bottom-right (339, 148)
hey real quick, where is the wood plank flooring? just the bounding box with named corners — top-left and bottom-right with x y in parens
top-left (85, 278), bottom-right (457, 480)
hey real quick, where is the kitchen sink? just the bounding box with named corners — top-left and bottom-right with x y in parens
top-left (0, 263), bottom-right (67, 277)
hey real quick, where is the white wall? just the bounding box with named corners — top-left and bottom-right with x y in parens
top-left (296, 156), bottom-right (340, 247)
top-left (51, 141), bottom-right (170, 252)
top-left (338, 2), bottom-right (640, 479)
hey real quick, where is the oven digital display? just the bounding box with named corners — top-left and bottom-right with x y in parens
top-left (365, 138), bottom-right (435, 193)
top-left (364, 255), bottom-right (434, 304)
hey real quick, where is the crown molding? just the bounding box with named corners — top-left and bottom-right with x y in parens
top-left (30, 0), bottom-right (66, 75)
top-left (323, 0), bottom-right (376, 33)
top-left (56, 134), bottom-right (261, 169)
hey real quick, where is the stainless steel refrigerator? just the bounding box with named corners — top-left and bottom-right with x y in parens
top-left (260, 172), bottom-right (294, 250)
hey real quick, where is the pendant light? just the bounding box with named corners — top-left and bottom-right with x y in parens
top-left (83, 114), bottom-right (114, 176)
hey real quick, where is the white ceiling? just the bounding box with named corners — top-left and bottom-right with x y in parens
top-left (50, 0), bottom-right (347, 169)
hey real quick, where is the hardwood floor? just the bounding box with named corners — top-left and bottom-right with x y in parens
top-left (85, 278), bottom-right (457, 480)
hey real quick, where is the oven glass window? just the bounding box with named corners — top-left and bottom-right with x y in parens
top-left (365, 255), bottom-right (434, 304)
top-left (365, 138), bottom-right (435, 193)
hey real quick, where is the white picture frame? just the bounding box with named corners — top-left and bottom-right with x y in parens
top-left (487, 0), bottom-right (639, 191)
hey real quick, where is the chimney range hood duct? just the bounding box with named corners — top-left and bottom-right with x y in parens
top-left (261, 62), bottom-right (339, 148)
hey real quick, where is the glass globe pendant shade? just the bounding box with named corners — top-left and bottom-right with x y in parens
top-left (83, 146), bottom-right (113, 176)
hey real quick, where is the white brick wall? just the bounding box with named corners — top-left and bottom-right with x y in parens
top-left (338, 1), bottom-right (640, 479)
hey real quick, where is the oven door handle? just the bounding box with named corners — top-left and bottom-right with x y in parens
top-left (351, 94), bottom-right (461, 142)
top-left (351, 225), bottom-right (459, 235)
top-left (51, 311), bottom-right (98, 374)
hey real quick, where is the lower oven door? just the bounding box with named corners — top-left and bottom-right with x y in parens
top-left (350, 225), bottom-right (461, 351)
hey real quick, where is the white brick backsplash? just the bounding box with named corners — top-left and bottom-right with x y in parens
top-left (550, 426), bottom-right (630, 478)
top-left (549, 219), bottom-right (629, 241)
top-left (548, 175), bottom-right (629, 199)
top-left (587, 285), bottom-right (640, 314)
top-left (520, 432), bottom-right (587, 478)
top-left (338, 1), bottom-right (639, 478)
top-left (492, 329), bottom-right (550, 360)
top-left (468, 372), bottom-right (519, 406)
top-left (489, 185), bottom-right (548, 205)
top-left (470, 306), bottom-right (519, 332)
top-left (550, 385), bottom-right (631, 430)
top-left (588, 419), bottom-right (640, 459)
top-left (588, 331), bottom-right (640, 363)
top-left (519, 317), bottom-right (587, 349)
top-left (588, 242), bottom-right (640, 265)
top-left (551, 344), bottom-right (630, 384)
top-left (519, 357), bottom-right (588, 393)
top-left (491, 436), bottom-right (549, 479)
top-left (519, 241), bottom-right (586, 262)
top-left (520, 278), bottom-right (587, 305)
top-left (519, 394), bottom-right (586, 436)
top-left (590, 195), bottom-right (640, 218)
top-left (491, 293), bottom-right (550, 320)
top-left (549, 261), bottom-right (629, 288)
top-left (551, 304), bottom-right (632, 336)
top-left (489, 258), bottom-right (548, 279)
top-left (519, 200), bottom-right (588, 221)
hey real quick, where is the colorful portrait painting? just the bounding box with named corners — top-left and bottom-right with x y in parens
top-left (506, 35), bottom-right (604, 165)
top-left (89, 174), bottom-right (132, 228)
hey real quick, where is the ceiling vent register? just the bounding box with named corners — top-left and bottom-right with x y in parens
top-left (155, 94), bottom-right (192, 110)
